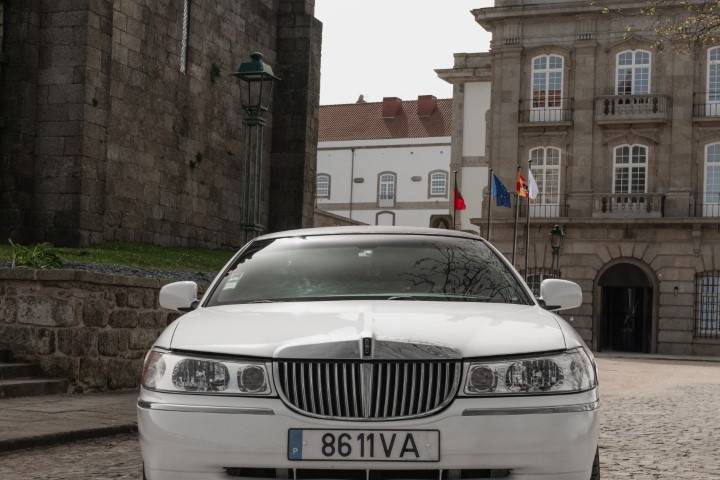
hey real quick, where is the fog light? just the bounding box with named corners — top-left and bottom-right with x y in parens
top-left (172, 359), bottom-right (230, 392)
top-left (238, 365), bottom-right (268, 393)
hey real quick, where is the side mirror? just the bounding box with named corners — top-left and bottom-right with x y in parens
top-left (540, 279), bottom-right (582, 311)
top-left (159, 281), bottom-right (199, 312)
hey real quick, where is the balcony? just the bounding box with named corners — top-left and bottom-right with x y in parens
top-left (592, 193), bottom-right (665, 218)
top-left (519, 99), bottom-right (574, 125)
top-left (516, 197), bottom-right (568, 218)
top-left (693, 92), bottom-right (720, 119)
top-left (594, 94), bottom-right (671, 124)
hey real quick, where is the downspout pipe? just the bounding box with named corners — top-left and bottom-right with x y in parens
top-left (349, 148), bottom-right (355, 220)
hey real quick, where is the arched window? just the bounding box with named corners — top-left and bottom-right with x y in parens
top-left (316, 174), bottom-right (330, 198)
top-left (376, 211), bottom-right (395, 226)
top-left (704, 143), bottom-right (720, 217)
top-left (529, 147), bottom-right (561, 217)
top-left (428, 170), bottom-right (448, 198)
top-left (531, 55), bottom-right (564, 121)
top-left (613, 145), bottom-right (648, 194)
top-left (531, 54), bottom-right (563, 108)
top-left (377, 172), bottom-right (397, 207)
top-left (616, 50), bottom-right (651, 95)
top-left (707, 47), bottom-right (720, 116)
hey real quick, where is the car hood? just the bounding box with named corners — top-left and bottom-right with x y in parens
top-left (168, 301), bottom-right (567, 359)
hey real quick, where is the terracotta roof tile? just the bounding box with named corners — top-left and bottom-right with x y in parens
top-left (319, 98), bottom-right (452, 142)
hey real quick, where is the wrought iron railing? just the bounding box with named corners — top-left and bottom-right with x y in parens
top-left (592, 193), bottom-right (665, 218)
top-left (516, 196), bottom-right (568, 219)
top-left (692, 92), bottom-right (720, 118)
top-left (696, 271), bottom-right (720, 339)
top-left (594, 94), bottom-right (671, 122)
top-left (519, 98), bottom-right (574, 123)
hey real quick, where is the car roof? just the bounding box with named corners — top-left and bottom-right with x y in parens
top-left (256, 226), bottom-right (484, 241)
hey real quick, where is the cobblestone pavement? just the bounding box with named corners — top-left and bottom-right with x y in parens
top-left (0, 357), bottom-right (719, 479)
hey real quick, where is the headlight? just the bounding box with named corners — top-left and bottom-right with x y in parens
top-left (141, 350), bottom-right (272, 395)
top-left (462, 348), bottom-right (596, 396)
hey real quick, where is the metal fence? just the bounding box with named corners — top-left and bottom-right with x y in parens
top-left (518, 98), bottom-right (574, 123)
top-left (695, 271), bottom-right (720, 338)
top-left (521, 268), bottom-right (562, 297)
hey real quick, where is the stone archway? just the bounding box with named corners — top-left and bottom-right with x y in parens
top-left (593, 258), bottom-right (658, 353)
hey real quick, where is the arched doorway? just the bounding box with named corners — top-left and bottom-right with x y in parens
top-left (597, 262), bottom-right (655, 353)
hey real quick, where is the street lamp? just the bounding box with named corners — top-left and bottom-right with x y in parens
top-left (550, 224), bottom-right (565, 271)
top-left (232, 52), bottom-right (280, 241)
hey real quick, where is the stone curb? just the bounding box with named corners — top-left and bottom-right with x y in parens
top-left (596, 352), bottom-right (720, 364)
top-left (0, 423), bottom-right (138, 453)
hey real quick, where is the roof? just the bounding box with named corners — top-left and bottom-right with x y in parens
top-left (257, 226), bottom-right (481, 241)
top-left (319, 98), bottom-right (452, 142)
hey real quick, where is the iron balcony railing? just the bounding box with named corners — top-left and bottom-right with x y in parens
top-left (516, 196), bottom-right (569, 219)
top-left (519, 98), bottom-right (574, 123)
top-left (692, 196), bottom-right (720, 218)
top-left (592, 193), bottom-right (665, 218)
top-left (594, 94), bottom-right (671, 123)
top-left (693, 92), bottom-right (720, 118)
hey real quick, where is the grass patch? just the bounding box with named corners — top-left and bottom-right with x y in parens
top-left (0, 241), bottom-right (235, 273)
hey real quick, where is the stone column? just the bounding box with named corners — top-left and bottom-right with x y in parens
top-left (268, 0), bottom-right (322, 233)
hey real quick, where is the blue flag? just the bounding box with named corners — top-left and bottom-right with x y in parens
top-left (492, 174), bottom-right (512, 208)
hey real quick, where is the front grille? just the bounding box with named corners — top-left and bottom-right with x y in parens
top-left (275, 360), bottom-right (462, 420)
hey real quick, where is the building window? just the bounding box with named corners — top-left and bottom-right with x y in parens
top-left (613, 145), bottom-right (648, 194)
top-left (616, 50), bottom-right (651, 95)
top-left (531, 54), bottom-right (564, 109)
top-left (708, 47), bottom-right (720, 115)
top-left (316, 174), bottom-right (331, 199)
top-left (704, 143), bottom-right (720, 217)
top-left (179, 0), bottom-right (191, 73)
top-left (529, 147), bottom-right (561, 217)
top-left (696, 271), bottom-right (720, 338)
top-left (376, 211), bottom-right (395, 226)
top-left (428, 170), bottom-right (448, 198)
top-left (378, 172), bottom-right (397, 208)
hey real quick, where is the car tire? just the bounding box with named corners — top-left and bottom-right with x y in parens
top-left (590, 448), bottom-right (600, 480)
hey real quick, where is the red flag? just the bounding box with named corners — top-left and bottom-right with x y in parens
top-left (516, 171), bottom-right (529, 198)
top-left (454, 187), bottom-right (467, 211)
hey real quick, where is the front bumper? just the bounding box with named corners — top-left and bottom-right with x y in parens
top-left (138, 388), bottom-right (599, 480)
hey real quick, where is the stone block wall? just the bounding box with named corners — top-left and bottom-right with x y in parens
top-left (485, 220), bottom-right (720, 357)
top-left (0, 0), bottom-right (322, 248)
top-left (0, 269), bottom-right (182, 391)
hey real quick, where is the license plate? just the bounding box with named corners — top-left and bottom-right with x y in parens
top-left (288, 429), bottom-right (440, 462)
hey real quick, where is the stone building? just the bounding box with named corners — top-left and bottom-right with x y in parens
top-left (0, 0), bottom-right (321, 248)
top-left (442, 0), bottom-right (720, 356)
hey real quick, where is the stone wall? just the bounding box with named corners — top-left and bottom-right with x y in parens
top-left (0, 0), bottom-right (322, 248)
top-left (0, 269), bottom-right (181, 392)
top-left (484, 220), bottom-right (720, 357)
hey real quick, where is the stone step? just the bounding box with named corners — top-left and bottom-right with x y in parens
top-left (0, 378), bottom-right (69, 399)
top-left (0, 363), bottom-right (42, 380)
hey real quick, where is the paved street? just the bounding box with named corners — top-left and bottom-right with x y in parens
top-left (0, 357), bottom-right (719, 479)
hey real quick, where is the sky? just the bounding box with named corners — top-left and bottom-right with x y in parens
top-left (314, 1), bottom-right (494, 105)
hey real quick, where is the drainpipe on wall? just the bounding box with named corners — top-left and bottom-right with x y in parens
top-left (349, 148), bottom-right (355, 220)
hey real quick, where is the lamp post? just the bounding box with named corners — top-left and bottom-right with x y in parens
top-left (550, 224), bottom-right (565, 272)
top-left (233, 52), bottom-right (280, 242)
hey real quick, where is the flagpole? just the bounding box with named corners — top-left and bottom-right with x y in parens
top-left (452, 170), bottom-right (458, 230)
top-left (486, 168), bottom-right (493, 241)
top-left (524, 160), bottom-right (532, 279)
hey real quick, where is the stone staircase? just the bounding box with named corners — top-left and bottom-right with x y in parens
top-left (0, 351), bottom-right (69, 398)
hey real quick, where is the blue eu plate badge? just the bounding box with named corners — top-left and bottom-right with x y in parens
top-left (288, 429), bottom-right (304, 460)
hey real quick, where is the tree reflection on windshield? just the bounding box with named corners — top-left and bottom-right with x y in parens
top-left (206, 235), bottom-right (531, 306)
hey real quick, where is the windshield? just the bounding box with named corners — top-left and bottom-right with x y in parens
top-left (205, 234), bottom-right (532, 306)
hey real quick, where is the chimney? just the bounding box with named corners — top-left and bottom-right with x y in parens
top-left (382, 97), bottom-right (402, 119)
top-left (417, 95), bottom-right (437, 117)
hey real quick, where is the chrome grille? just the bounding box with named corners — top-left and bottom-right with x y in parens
top-left (275, 360), bottom-right (461, 420)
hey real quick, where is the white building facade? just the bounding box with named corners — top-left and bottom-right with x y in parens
top-left (316, 95), bottom-right (489, 229)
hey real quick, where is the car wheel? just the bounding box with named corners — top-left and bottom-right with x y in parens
top-left (590, 448), bottom-right (600, 480)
